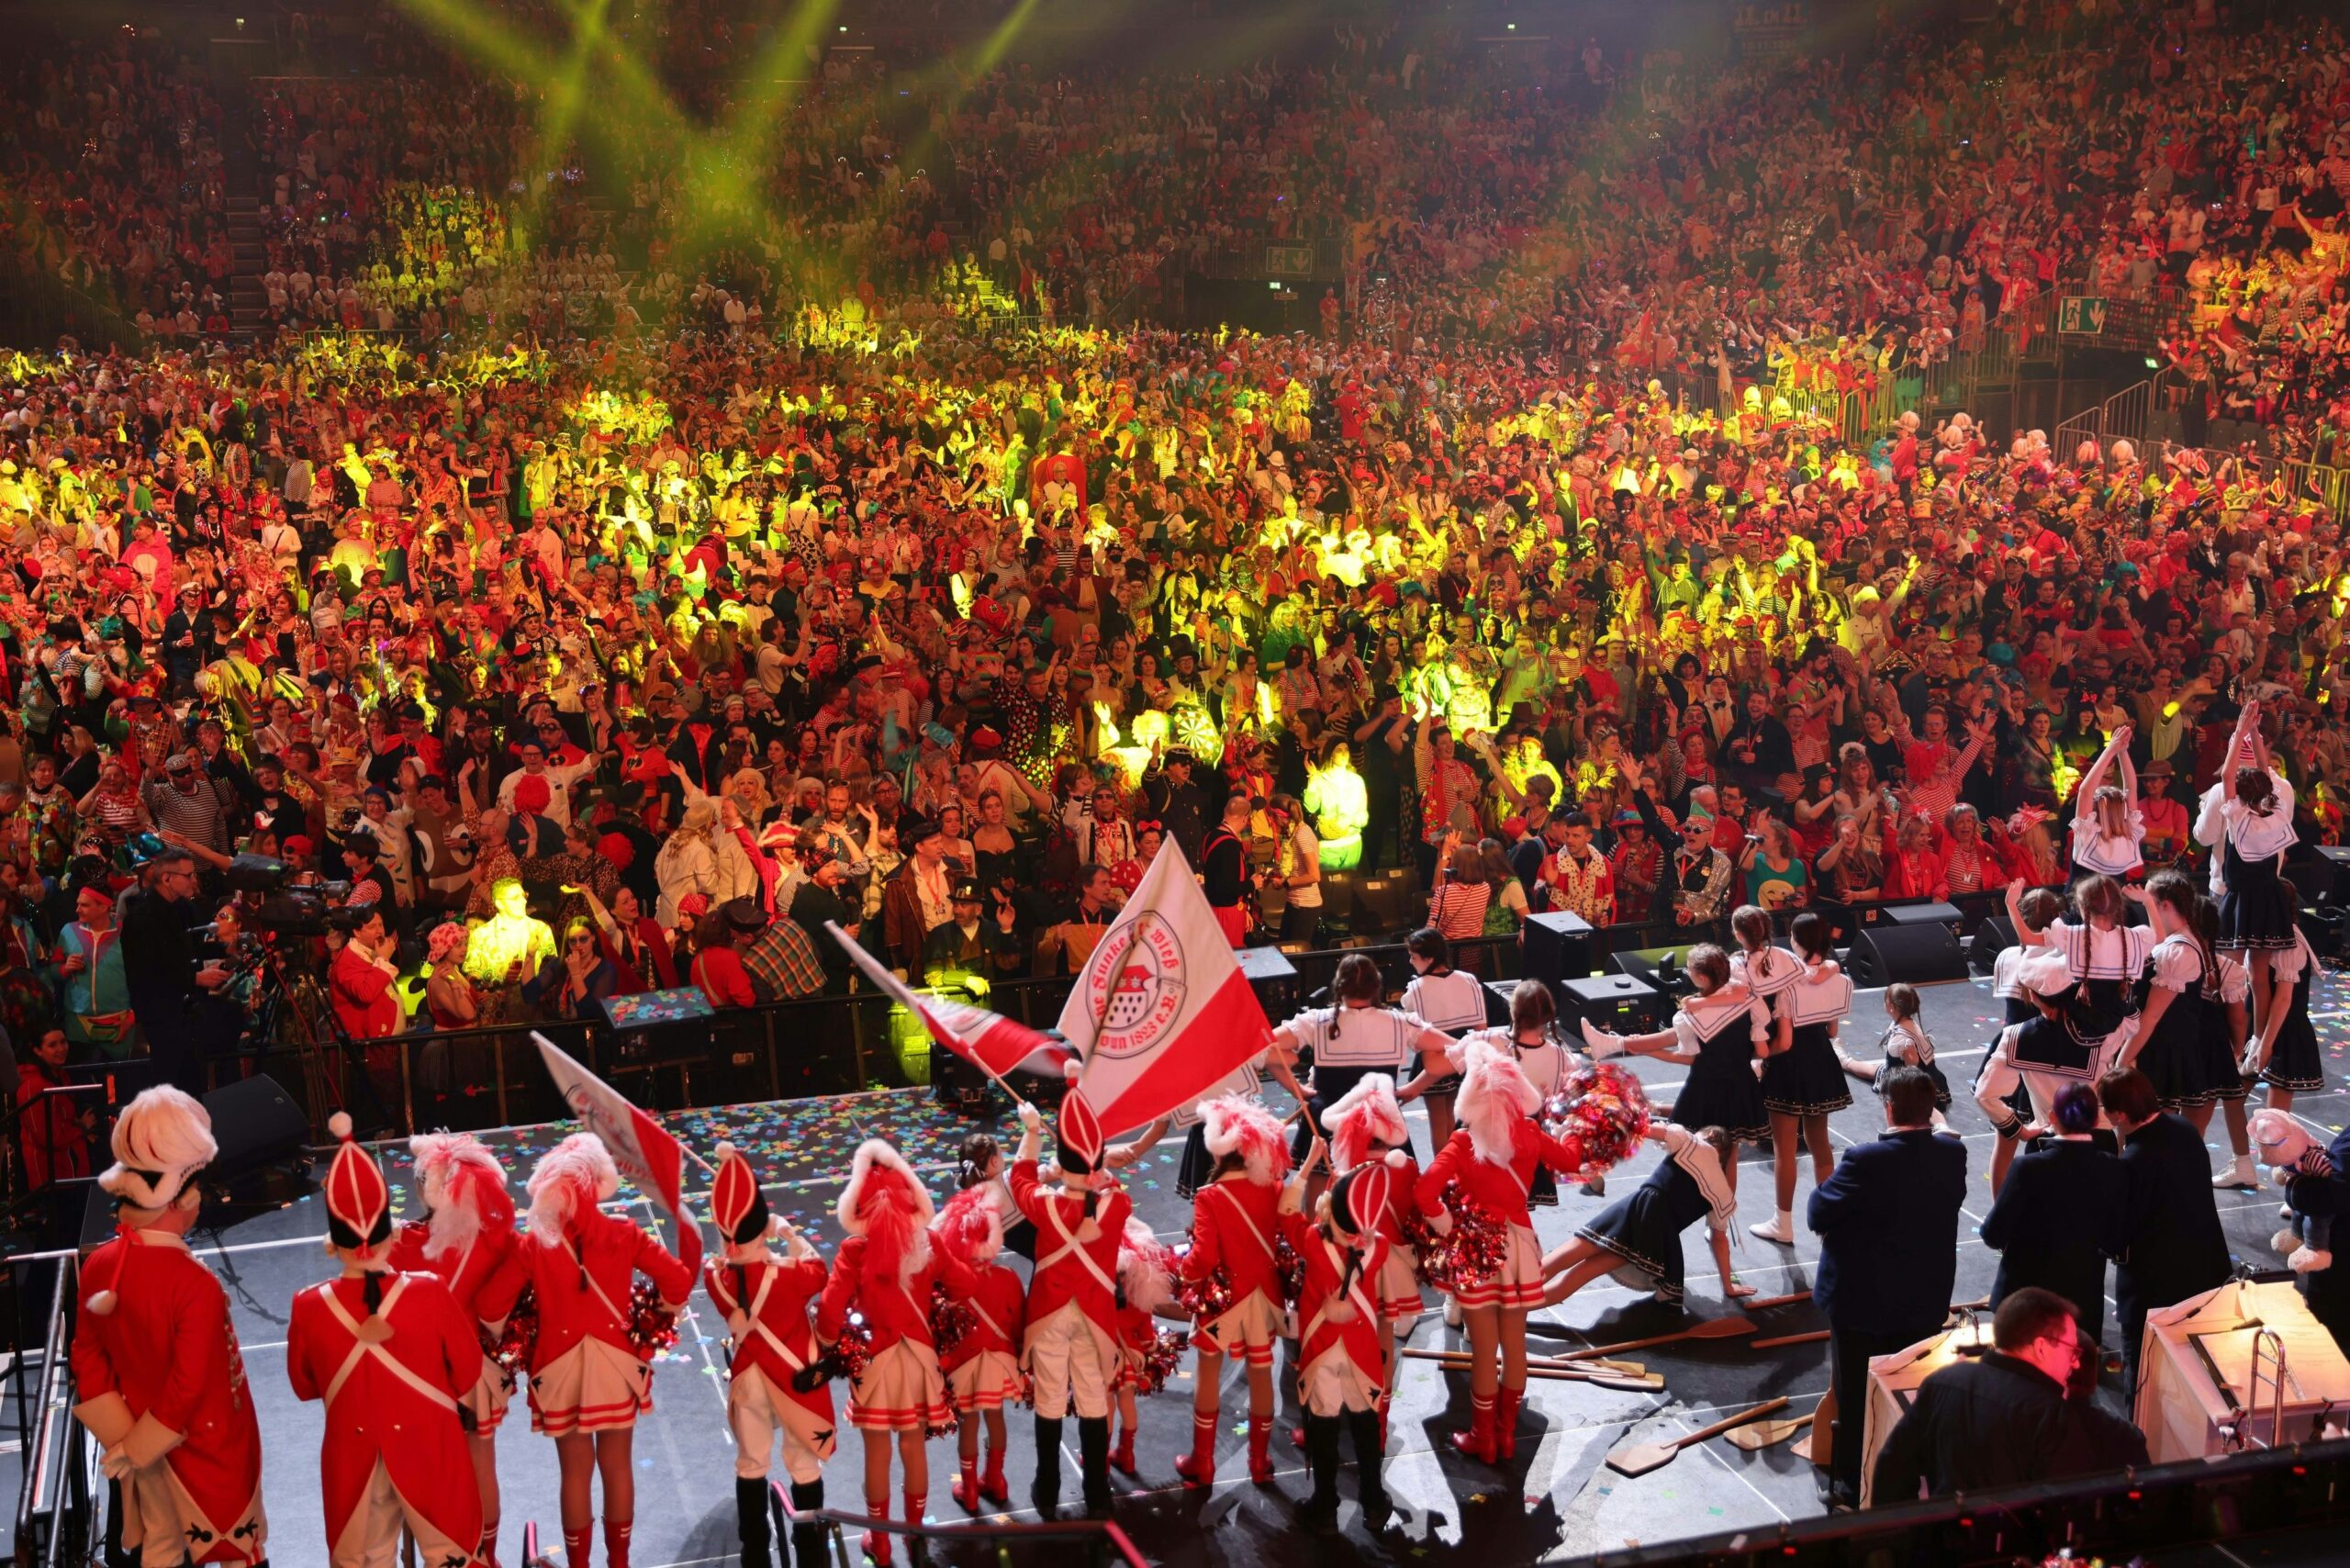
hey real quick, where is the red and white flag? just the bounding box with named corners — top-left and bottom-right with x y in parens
top-left (826, 924), bottom-right (1076, 1081)
top-left (1057, 840), bottom-right (1273, 1134)
top-left (533, 1032), bottom-right (702, 1276)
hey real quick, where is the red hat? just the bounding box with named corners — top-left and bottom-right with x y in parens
top-left (969, 725), bottom-right (1003, 751)
top-left (934, 1183), bottom-right (1007, 1267)
top-left (1334, 1159), bottom-right (1392, 1239)
top-left (707, 1141), bottom-right (769, 1247)
top-left (1198, 1094), bottom-right (1292, 1185)
top-left (597, 831), bottom-right (635, 871)
top-left (322, 1112), bottom-right (394, 1258)
top-left (512, 775), bottom-right (553, 815)
top-left (1058, 1085), bottom-right (1106, 1174)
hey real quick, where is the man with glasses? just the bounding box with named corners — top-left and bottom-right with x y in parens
top-left (118, 848), bottom-right (236, 1094)
top-left (1871, 1287), bottom-right (2147, 1502)
top-left (140, 750), bottom-right (236, 857)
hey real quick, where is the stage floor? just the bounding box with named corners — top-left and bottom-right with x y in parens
top-left (173, 969), bottom-right (2350, 1567)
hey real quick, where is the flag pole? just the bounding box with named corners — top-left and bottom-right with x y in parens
top-left (534, 1029), bottom-right (721, 1172)
top-left (820, 925), bottom-right (1035, 1114)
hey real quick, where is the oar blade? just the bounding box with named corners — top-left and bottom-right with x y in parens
top-left (1604, 1438), bottom-right (1680, 1477)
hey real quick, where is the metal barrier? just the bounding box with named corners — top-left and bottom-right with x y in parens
top-left (7, 1249), bottom-right (99, 1565)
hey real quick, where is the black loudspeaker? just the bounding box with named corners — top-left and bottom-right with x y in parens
top-left (1970, 915), bottom-right (2018, 977)
top-left (1886, 901), bottom-right (1964, 929)
top-left (1235, 944), bottom-right (1302, 1018)
top-left (1522, 911), bottom-right (1595, 992)
top-left (204, 1074), bottom-right (309, 1184)
top-left (1845, 923), bottom-right (1970, 988)
top-left (1351, 873), bottom-right (1423, 940)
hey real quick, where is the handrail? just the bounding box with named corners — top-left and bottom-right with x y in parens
top-left (771, 1477), bottom-right (1149, 1568)
top-left (14, 1255), bottom-right (73, 1559)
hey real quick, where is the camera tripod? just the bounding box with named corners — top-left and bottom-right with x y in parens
top-left (239, 941), bottom-right (397, 1137)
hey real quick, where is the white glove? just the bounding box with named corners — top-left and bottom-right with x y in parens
top-left (1017, 1102), bottom-right (1042, 1131)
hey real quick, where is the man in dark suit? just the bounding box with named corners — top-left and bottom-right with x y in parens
top-left (1807, 1066), bottom-right (1969, 1507)
top-left (2275, 1122), bottom-right (2350, 1354)
top-left (2099, 1068), bottom-right (2232, 1396)
top-left (1873, 1287), bottom-right (2149, 1503)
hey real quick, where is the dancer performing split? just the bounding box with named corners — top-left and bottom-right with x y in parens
top-left (1414, 1040), bottom-right (1589, 1464)
top-left (286, 1115), bottom-right (486, 1568)
top-left (1539, 1123), bottom-right (1748, 1307)
top-left (700, 1142), bottom-right (837, 1568)
top-left (480, 1134), bottom-right (694, 1568)
top-left (813, 1140), bottom-right (971, 1565)
top-left (391, 1133), bottom-right (520, 1567)
top-left (1173, 1095), bottom-right (1292, 1488)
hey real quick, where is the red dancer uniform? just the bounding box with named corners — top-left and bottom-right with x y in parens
top-left (286, 1114), bottom-right (487, 1568)
top-left (72, 1087), bottom-right (269, 1567)
top-left (932, 1185), bottom-right (1025, 1514)
top-left (1281, 1162), bottom-right (1409, 1531)
top-left (1173, 1094), bottom-right (1291, 1487)
top-left (1322, 1073), bottom-right (1423, 1439)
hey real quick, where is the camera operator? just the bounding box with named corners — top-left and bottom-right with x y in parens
top-left (118, 847), bottom-right (235, 1094)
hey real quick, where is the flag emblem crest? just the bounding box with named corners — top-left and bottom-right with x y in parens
top-left (1088, 921), bottom-right (1189, 1057)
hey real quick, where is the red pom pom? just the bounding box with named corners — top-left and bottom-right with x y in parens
top-left (627, 1281), bottom-right (680, 1361)
top-left (1543, 1062), bottom-right (1652, 1177)
top-left (485, 1285), bottom-right (540, 1374)
top-left (1402, 1182), bottom-right (1511, 1292)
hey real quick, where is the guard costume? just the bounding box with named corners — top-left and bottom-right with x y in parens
top-left (1282, 1164), bottom-right (1413, 1534)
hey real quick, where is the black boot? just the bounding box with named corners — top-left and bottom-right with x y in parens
top-left (1299, 1415), bottom-right (1341, 1534)
top-left (1348, 1410), bottom-right (1392, 1533)
top-left (1031, 1416), bottom-right (1065, 1520)
top-left (787, 1480), bottom-right (826, 1568)
top-left (1078, 1416), bottom-right (1113, 1517)
top-left (738, 1477), bottom-right (777, 1568)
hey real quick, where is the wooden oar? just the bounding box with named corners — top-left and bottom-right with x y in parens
top-left (1724, 1408), bottom-right (1816, 1451)
top-left (1555, 1316), bottom-right (1758, 1361)
top-left (1806, 1388), bottom-right (1836, 1466)
top-left (1400, 1349), bottom-right (1662, 1391)
top-left (1740, 1291), bottom-right (1815, 1312)
top-left (1750, 1329), bottom-right (1832, 1350)
top-left (1606, 1398), bottom-right (1789, 1477)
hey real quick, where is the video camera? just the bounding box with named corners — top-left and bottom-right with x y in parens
top-left (221, 853), bottom-right (353, 937)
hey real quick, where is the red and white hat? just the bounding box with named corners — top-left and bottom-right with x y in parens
top-left (322, 1112), bottom-right (394, 1258)
top-left (1332, 1159), bottom-right (1393, 1240)
top-left (709, 1141), bottom-right (771, 1249)
top-left (1198, 1094), bottom-right (1292, 1186)
top-left (838, 1139), bottom-right (934, 1282)
top-left (97, 1084), bottom-right (217, 1212)
top-left (1456, 1037), bottom-right (1539, 1167)
top-left (407, 1131), bottom-right (513, 1263)
top-left (1323, 1073), bottom-right (1407, 1172)
top-left (1117, 1215), bottom-right (1174, 1314)
top-left (1058, 1086), bottom-right (1106, 1175)
top-left (934, 1183), bottom-right (1007, 1267)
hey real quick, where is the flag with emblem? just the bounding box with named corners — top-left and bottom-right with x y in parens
top-left (1056, 840), bottom-right (1274, 1133)
top-left (825, 924), bottom-right (1076, 1081)
top-left (533, 1033), bottom-right (701, 1275)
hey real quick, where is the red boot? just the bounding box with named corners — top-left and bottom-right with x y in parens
top-left (1174, 1409), bottom-right (1218, 1486)
top-left (1494, 1387), bottom-right (1522, 1461)
top-left (604, 1519), bottom-right (632, 1568)
top-left (562, 1529), bottom-right (590, 1568)
top-left (1449, 1394), bottom-right (1497, 1464)
top-left (1111, 1427), bottom-right (1137, 1474)
top-left (1248, 1416), bottom-right (1276, 1485)
top-left (862, 1499), bottom-right (891, 1565)
top-left (477, 1518), bottom-right (500, 1568)
top-left (952, 1458), bottom-right (981, 1514)
top-left (980, 1450), bottom-right (1009, 1506)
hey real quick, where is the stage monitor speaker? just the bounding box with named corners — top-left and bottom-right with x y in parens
top-left (1886, 901), bottom-right (1964, 929)
top-left (1521, 911), bottom-right (1595, 991)
top-left (205, 1074), bottom-right (309, 1184)
top-left (1235, 944), bottom-right (1303, 1017)
top-left (1613, 945), bottom-right (1696, 996)
top-left (1350, 874), bottom-right (1422, 940)
top-left (1969, 915), bottom-right (2018, 977)
top-left (1846, 923), bottom-right (1969, 989)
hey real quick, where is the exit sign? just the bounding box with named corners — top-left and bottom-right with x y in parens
top-left (2058, 296), bottom-right (2108, 334)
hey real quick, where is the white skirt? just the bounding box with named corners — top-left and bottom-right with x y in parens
top-left (1379, 1247), bottom-right (1423, 1327)
top-left (1192, 1288), bottom-right (1284, 1364)
top-left (849, 1339), bottom-right (951, 1433)
top-left (1449, 1222), bottom-right (1547, 1312)
top-left (528, 1336), bottom-right (651, 1437)
top-left (946, 1349), bottom-right (1023, 1412)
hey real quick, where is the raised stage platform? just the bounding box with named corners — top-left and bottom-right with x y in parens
top-left (170, 969), bottom-right (2350, 1567)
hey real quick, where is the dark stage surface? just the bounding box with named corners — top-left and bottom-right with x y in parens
top-left (175, 970), bottom-right (2350, 1567)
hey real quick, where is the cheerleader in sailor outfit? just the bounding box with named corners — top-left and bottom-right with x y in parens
top-left (811, 1139), bottom-right (975, 1565)
top-left (1281, 1157), bottom-right (1414, 1536)
top-left (388, 1134), bottom-right (519, 1567)
top-left (476, 1134), bottom-right (693, 1568)
top-left (2196, 700), bottom-right (2300, 1041)
top-left (1172, 1095), bottom-right (1292, 1488)
top-left (285, 1115), bottom-right (486, 1568)
top-left (1975, 947), bottom-right (2124, 1137)
top-left (2247, 896), bottom-right (2324, 1112)
top-left (932, 1184), bottom-right (1025, 1515)
top-left (699, 1142), bottom-right (837, 1568)
top-left (1539, 1123), bottom-right (1749, 1308)
top-left (1977, 883), bottom-right (2066, 1194)
top-left (1742, 908), bottom-right (1851, 1244)
top-left (2119, 871), bottom-right (2258, 1186)
top-left (1276, 952), bottom-right (1460, 1203)
top-left (1583, 945), bottom-right (1770, 1190)
top-left (1322, 1072), bottom-right (1421, 1436)
top-left (1399, 928), bottom-right (1490, 1155)
top-left (2044, 873), bottom-right (2153, 1062)
top-left (2069, 727), bottom-right (2146, 880)
top-left (71, 1087), bottom-right (269, 1568)
top-left (1413, 1040), bottom-right (1590, 1464)
top-left (1008, 1091), bottom-right (1131, 1519)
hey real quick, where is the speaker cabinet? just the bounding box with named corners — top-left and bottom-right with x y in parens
top-left (1845, 923), bottom-right (1970, 988)
top-left (1521, 911), bottom-right (1595, 992)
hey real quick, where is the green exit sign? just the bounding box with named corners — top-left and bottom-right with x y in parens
top-left (2058, 296), bottom-right (2108, 334)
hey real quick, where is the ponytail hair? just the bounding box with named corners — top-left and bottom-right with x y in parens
top-left (2237, 767), bottom-right (2276, 816)
top-left (1730, 904), bottom-right (1773, 978)
top-left (1685, 943), bottom-right (1731, 993)
top-left (1405, 927), bottom-right (1453, 973)
top-left (956, 1134), bottom-right (1000, 1191)
top-left (1790, 910), bottom-right (1834, 964)
top-left (2145, 868), bottom-right (2220, 999)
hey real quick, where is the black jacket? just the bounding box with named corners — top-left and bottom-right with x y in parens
top-left (1982, 1137), bottom-right (2129, 1343)
top-left (2115, 1113), bottom-right (2232, 1336)
top-left (1871, 1350), bottom-right (2150, 1503)
top-left (118, 886), bottom-right (207, 1013)
top-left (1808, 1126), bottom-right (1969, 1338)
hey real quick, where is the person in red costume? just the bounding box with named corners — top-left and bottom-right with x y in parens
top-left (700, 1141), bottom-right (836, 1568)
top-left (72, 1086), bottom-right (271, 1566)
top-left (1412, 1041), bottom-right (1589, 1465)
top-left (476, 1134), bottom-right (692, 1568)
top-left (811, 1139), bottom-right (975, 1566)
top-left (388, 1133), bottom-right (521, 1567)
top-left (1009, 1087), bottom-right (1130, 1519)
top-left (1108, 1218), bottom-right (1173, 1477)
top-left (1320, 1073), bottom-right (1422, 1440)
top-left (286, 1114), bottom-right (486, 1568)
top-left (1171, 1094), bottom-right (1292, 1488)
top-left (932, 1185), bottom-right (1025, 1516)
top-left (1281, 1157), bottom-right (1415, 1535)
